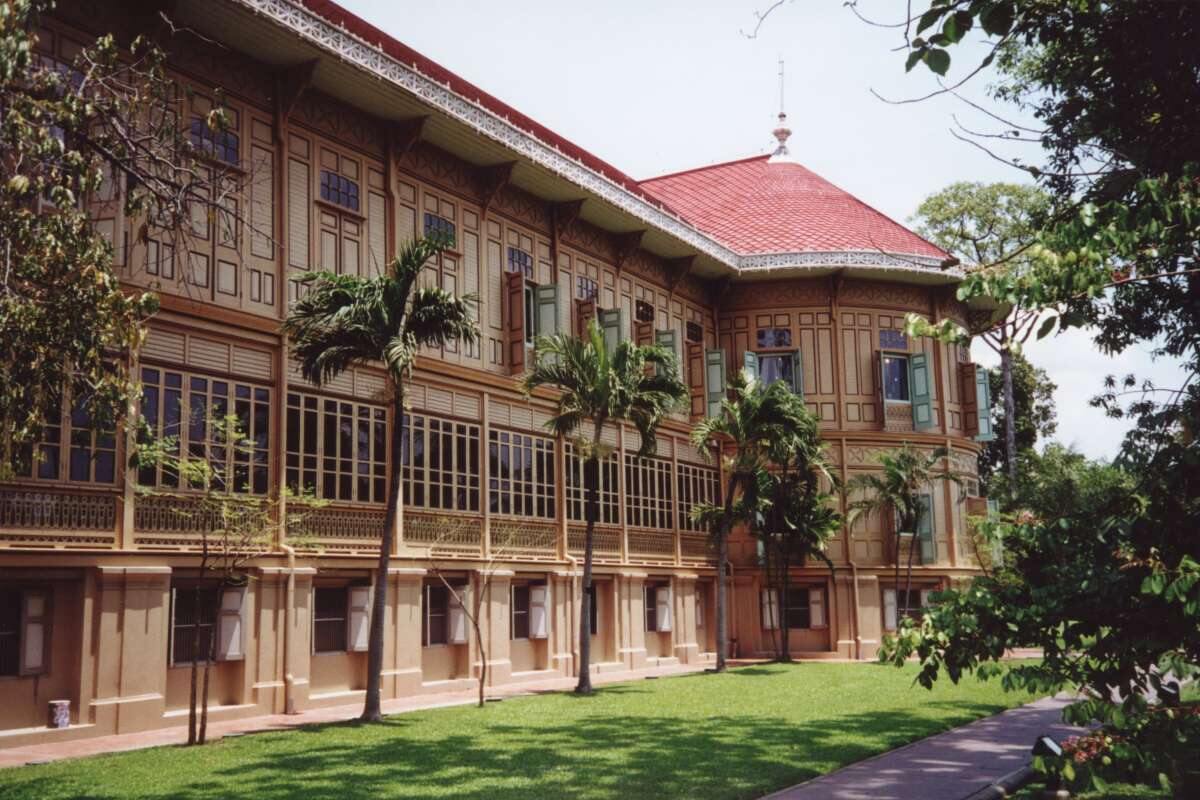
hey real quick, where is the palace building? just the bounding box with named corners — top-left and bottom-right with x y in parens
top-left (0, 0), bottom-right (998, 745)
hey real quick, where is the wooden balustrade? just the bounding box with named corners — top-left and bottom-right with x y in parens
top-left (0, 488), bottom-right (118, 549)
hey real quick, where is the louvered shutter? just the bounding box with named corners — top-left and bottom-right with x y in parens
top-left (655, 585), bottom-right (672, 633)
top-left (448, 586), bottom-right (468, 644)
top-left (347, 586), bottom-right (371, 652)
top-left (742, 350), bottom-right (759, 383)
top-left (575, 298), bottom-right (596, 338)
top-left (216, 586), bottom-right (247, 661)
top-left (917, 493), bottom-right (936, 563)
top-left (974, 366), bottom-right (995, 441)
top-left (761, 588), bottom-right (779, 630)
top-left (960, 363), bottom-right (980, 437)
top-left (687, 342), bottom-right (706, 417)
top-left (910, 352), bottom-right (934, 430)
top-left (529, 584), bottom-right (549, 639)
top-left (790, 349), bottom-right (804, 398)
top-left (20, 591), bottom-right (48, 676)
top-left (883, 588), bottom-right (898, 631)
top-left (599, 308), bottom-right (624, 353)
top-left (705, 349), bottom-right (726, 418)
top-left (809, 587), bottom-right (826, 628)
top-left (634, 320), bottom-right (653, 346)
top-left (654, 329), bottom-right (678, 379)
top-left (534, 283), bottom-right (560, 338)
top-left (505, 270), bottom-right (526, 373)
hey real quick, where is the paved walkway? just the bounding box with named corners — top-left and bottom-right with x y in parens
top-left (0, 661), bottom-right (709, 768)
top-left (764, 695), bottom-right (1082, 800)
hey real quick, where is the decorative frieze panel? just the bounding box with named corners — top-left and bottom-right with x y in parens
top-left (627, 529), bottom-right (676, 561)
top-left (404, 511), bottom-right (483, 556)
top-left (490, 519), bottom-right (557, 561)
top-left (567, 526), bottom-right (621, 562)
top-left (292, 89), bottom-right (384, 157)
top-left (724, 279), bottom-right (830, 310)
top-left (839, 280), bottom-right (932, 312)
top-left (293, 506), bottom-right (386, 555)
top-left (679, 533), bottom-right (715, 565)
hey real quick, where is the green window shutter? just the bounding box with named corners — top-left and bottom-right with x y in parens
top-left (917, 493), bottom-right (936, 563)
top-left (704, 349), bottom-right (726, 418)
top-left (790, 349), bottom-right (804, 398)
top-left (742, 350), bottom-right (759, 383)
top-left (534, 284), bottom-right (560, 338)
top-left (975, 366), bottom-right (995, 441)
top-left (910, 352), bottom-right (934, 430)
top-left (599, 308), bottom-right (623, 353)
top-left (654, 329), bottom-right (677, 378)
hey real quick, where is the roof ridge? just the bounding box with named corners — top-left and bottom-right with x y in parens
top-left (639, 154), bottom-right (770, 185)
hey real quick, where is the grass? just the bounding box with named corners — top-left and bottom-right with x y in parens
top-left (0, 662), bottom-right (1040, 800)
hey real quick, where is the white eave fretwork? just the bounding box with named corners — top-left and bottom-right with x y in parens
top-left (236, 0), bottom-right (957, 279)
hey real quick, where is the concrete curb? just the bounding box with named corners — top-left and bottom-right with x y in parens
top-left (961, 765), bottom-right (1037, 800)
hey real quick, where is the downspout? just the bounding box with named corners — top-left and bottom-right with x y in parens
top-left (280, 544), bottom-right (297, 714)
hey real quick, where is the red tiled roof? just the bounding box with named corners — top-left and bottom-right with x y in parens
top-left (639, 156), bottom-right (949, 259)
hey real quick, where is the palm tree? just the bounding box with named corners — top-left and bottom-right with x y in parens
top-left (523, 320), bottom-right (687, 694)
top-left (757, 405), bottom-right (842, 661)
top-left (845, 445), bottom-right (959, 623)
top-left (283, 236), bottom-right (478, 722)
top-left (691, 374), bottom-right (809, 671)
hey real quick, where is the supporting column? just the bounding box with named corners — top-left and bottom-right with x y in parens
top-left (386, 567), bottom-right (426, 697)
top-left (478, 569), bottom-right (513, 686)
top-left (89, 566), bottom-right (171, 735)
top-left (550, 569), bottom-right (578, 676)
top-left (672, 573), bottom-right (700, 664)
top-left (617, 571), bottom-right (647, 670)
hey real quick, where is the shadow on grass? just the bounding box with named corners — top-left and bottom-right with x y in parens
top-left (1, 694), bottom-right (1012, 800)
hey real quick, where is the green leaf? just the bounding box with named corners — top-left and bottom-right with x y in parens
top-left (1036, 315), bottom-right (1057, 340)
top-left (916, 7), bottom-right (944, 35)
top-left (905, 50), bottom-right (924, 73)
top-left (924, 48), bottom-right (951, 76)
top-left (980, 2), bottom-right (1015, 37)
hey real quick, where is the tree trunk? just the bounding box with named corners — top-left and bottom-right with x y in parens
top-left (199, 592), bottom-right (217, 745)
top-left (576, 430), bottom-right (602, 694)
top-left (1000, 343), bottom-right (1018, 493)
top-left (472, 578), bottom-right (487, 708)
top-left (361, 387), bottom-right (405, 722)
top-left (188, 584), bottom-right (201, 746)
top-left (714, 471), bottom-right (739, 672)
top-left (901, 512), bottom-right (917, 620)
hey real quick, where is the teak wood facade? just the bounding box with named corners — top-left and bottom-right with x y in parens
top-left (0, 0), bottom-right (997, 746)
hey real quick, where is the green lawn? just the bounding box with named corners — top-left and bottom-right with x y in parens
top-left (1, 662), bottom-right (1039, 800)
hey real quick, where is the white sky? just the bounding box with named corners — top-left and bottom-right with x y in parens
top-left (337, 0), bottom-right (1184, 459)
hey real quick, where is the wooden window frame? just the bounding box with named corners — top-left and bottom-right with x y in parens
top-left (312, 585), bottom-right (349, 655)
top-left (169, 583), bottom-right (220, 667)
top-left (565, 443), bottom-right (619, 525)
top-left (422, 583), bottom-right (450, 647)
top-left (511, 584), bottom-right (531, 640)
top-left (677, 462), bottom-right (719, 532)
top-left (401, 413), bottom-right (481, 513)
top-left (488, 429), bottom-right (555, 520)
top-left (286, 392), bottom-right (387, 506)
top-left (880, 352), bottom-right (911, 404)
top-left (623, 453), bottom-right (674, 530)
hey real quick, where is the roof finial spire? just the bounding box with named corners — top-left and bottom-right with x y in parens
top-left (769, 57), bottom-right (794, 163)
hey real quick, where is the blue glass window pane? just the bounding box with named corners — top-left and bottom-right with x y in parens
top-left (882, 355), bottom-right (910, 401)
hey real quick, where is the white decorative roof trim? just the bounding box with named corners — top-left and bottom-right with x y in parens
top-left (740, 250), bottom-right (961, 275)
top-left (235, 0), bottom-right (957, 280)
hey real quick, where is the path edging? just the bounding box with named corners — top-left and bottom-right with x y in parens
top-left (962, 766), bottom-right (1037, 800)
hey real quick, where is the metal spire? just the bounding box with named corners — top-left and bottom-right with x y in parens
top-left (769, 58), bottom-right (793, 162)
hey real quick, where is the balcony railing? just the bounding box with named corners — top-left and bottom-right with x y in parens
top-left (490, 518), bottom-right (558, 561)
top-left (403, 511), bottom-right (484, 558)
top-left (0, 488), bottom-right (117, 549)
top-left (567, 525), bottom-right (622, 564)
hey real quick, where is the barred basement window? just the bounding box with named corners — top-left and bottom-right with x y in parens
top-left (423, 584), bottom-right (449, 646)
top-left (488, 430), bottom-right (555, 519)
top-left (624, 454), bottom-right (673, 530)
top-left (677, 462), bottom-right (719, 531)
top-left (0, 590), bottom-right (20, 676)
top-left (423, 212), bottom-right (456, 247)
top-left (511, 584), bottom-right (530, 640)
top-left (139, 368), bottom-right (270, 494)
top-left (170, 585), bottom-right (218, 665)
top-left (401, 414), bottom-right (480, 512)
top-left (313, 587), bottom-right (347, 653)
top-left (286, 393), bottom-right (387, 504)
top-left (319, 169), bottom-right (359, 212)
top-left (565, 442), bottom-right (619, 525)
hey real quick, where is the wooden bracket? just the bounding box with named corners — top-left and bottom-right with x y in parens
top-left (708, 276), bottom-right (732, 311)
top-left (477, 161), bottom-right (517, 218)
top-left (665, 256), bottom-right (695, 295)
top-left (390, 116), bottom-right (428, 165)
top-left (551, 199), bottom-right (585, 240)
top-left (613, 230), bottom-right (645, 275)
top-left (276, 59), bottom-right (318, 120)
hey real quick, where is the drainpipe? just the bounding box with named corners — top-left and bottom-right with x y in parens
top-left (848, 560), bottom-right (862, 661)
top-left (280, 544), bottom-right (298, 714)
